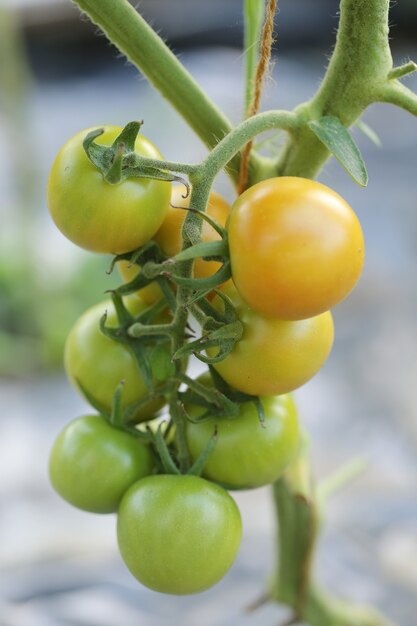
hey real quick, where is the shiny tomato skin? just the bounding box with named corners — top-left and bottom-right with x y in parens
top-left (228, 176), bottom-right (364, 320)
top-left (117, 474), bottom-right (242, 594)
top-left (64, 297), bottom-right (167, 421)
top-left (49, 414), bottom-right (153, 513)
top-left (209, 285), bottom-right (334, 396)
top-left (47, 126), bottom-right (171, 254)
top-left (185, 378), bottom-right (299, 489)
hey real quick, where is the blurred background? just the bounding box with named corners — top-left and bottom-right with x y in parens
top-left (0, 1), bottom-right (416, 625)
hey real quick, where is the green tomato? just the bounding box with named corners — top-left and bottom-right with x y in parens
top-left (117, 474), bottom-right (242, 594)
top-left (47, 126), bottom-right (171, 254)
top-left (64, 297), bottom-right (168, 422)
top-left (185, 376), bottom-right (300, 489)
top-left (49, 414), bottom-right (153, 513)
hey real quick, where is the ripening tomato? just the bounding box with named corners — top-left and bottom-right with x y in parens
top-left (49, 414), bottom-right (153, 513)
top-left (228, 177), bottom-right (364, 320)
top-left (117, 474), bottom-right (242, 594)
top-left (64, 296), bottom-right (168, 421)
top-left (47, 126), bottom-right (171, 254)
top-left (208, 284), bottom-right (334, 396)
top-left (185, 375), bottom-right (300, 489)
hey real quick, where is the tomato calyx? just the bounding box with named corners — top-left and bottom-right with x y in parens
top-left (111, 242), bottom-right (178, 312)
top-left (173, 289), bottom-right (243, 364)
top-left (181, 368), bottom-right (265, 427)
top-left (83, 121), bottom-right (190, 191)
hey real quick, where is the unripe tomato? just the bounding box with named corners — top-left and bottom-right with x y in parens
top-left (49, 415), bottom-right (153, 513)
top-left (117, 475), bottom-right (242, 594)
top-left (208, 285), bottom-right (334, 396)
top-left (64, 297), bottom-right (168, 421)
top-left (47, 126), bottom-right (171, 254)
top-left (228, 176), bottom-right (364, 320)
top-left (185, 376), bottom-right (300, 489)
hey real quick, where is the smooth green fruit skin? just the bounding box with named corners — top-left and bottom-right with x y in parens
top-left (64, 297), bottom-right (166, 421)
top-left (49, 415), bottom-right (153, 513)
top-left (186, 392), bottom-right (300, 489)
top-left (48, 126), bottom-right (171, 255)
top-left (117, 475), bottom-right (242, 594)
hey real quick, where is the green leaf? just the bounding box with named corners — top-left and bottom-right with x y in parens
top-left (355, 120), bottom-right (382, 148)
top-left (308, 116), bottom-right (368, 187)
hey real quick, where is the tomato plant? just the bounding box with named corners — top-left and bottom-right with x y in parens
top-left (228, 177), bottom-right (365, 320)
top-left (45, 0), bottom-right (416, 620)
top-left (117, 474), bottom-right (242, 594)
top-left (185, 376), bottom-right (300, 489)
top-left (49, 414), bottom-right (153, 513)
top-left (64, 296), bottom-right (168, 421)
top-left (208, 284), bottom-right (334, 396)
top-left (47, 126), bottom-right (171, 254)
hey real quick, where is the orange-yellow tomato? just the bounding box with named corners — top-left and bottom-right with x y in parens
top-left (228, 177), bottom-right (364, 320)
top-left (155, 187), bottom-right (230, 280)
top-left (208, 284), bottom-right (334, 397)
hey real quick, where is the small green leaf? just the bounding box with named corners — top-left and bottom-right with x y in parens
top-left (308, 116), bottom-right (368, 187)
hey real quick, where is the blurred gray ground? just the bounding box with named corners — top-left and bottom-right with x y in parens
top-left (1, 44), bottom-right (417, 626)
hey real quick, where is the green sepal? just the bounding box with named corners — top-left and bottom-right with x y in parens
top-left (128, 341), bottom-right (154, 391)
top-left (110, 291), bottom-right (134, 327)
top-left (308, 116), bottom-right (368, 187)
top-left (148, 422), bottom-right (180, 475)
top-left (173, 240), bottom-right (229, 263)
top-left (83, 121), bottom-right (190, 190)
top-left (181, 206), bottom-right (227, 240)
top-left (111, 120), bottom-right (142, 152)
top-left (150, 344), bottom-right (175, 382)
top-left (109, 380), bottom-right (125, 427)
top-left (172, 260), bottom-right (232, 289)
top-left (172, 320), bottom-right (242, 363)
top-left (157, 278), bottom-right (177, 312)
top-left (208, 366), bottom-right (265, 425)
top-left (187, 426), bottom-right (218, 476)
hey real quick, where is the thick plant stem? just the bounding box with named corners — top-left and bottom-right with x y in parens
top-left (272, 463), bottom-right (393, 626)
top-left (276, 0), bottom-right (392, 179)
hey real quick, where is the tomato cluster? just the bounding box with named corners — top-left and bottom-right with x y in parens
top-left (47, 125), bottom-right (364, 596)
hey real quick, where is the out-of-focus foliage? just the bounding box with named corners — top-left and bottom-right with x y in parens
top-left (0, 7), bottom-right (118, 377)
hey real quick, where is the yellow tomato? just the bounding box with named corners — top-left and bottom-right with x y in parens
top-left (208, 284), bottom-right (334, 396)
top-left (228, 177), bottom-right (364, 320)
